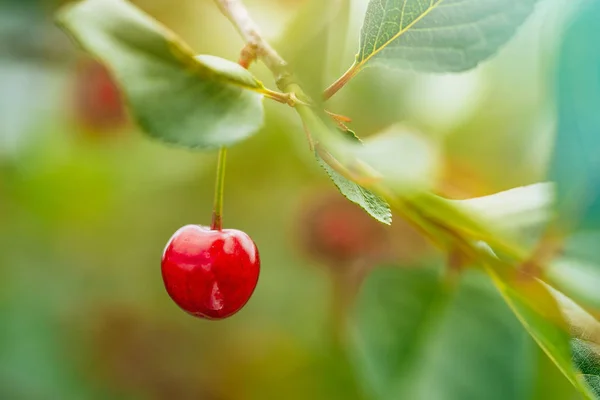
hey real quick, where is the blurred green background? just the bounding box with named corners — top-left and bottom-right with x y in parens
top-left (0, 0), bottom-right (585, 399)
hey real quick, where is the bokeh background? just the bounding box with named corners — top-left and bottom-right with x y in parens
top-left (0, 0), bottom-right (583, 398)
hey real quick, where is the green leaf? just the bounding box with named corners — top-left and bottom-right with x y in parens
top-left (549, 256), bottom-right (600, 311)
top-left (352, 265), bottom-right (538, 399)
top-left (483, 260), bottom-right (597, 398)
top-left (553, 284), bottom-right (600, 397)
top-left (533, 344), bottom-right (583, 400)
top-left (297, 105), bottom-right (437, 225)
top-left (549, 0), bottom-right (600, 230)
top-left (355, 0), bottom-right (538, 72)
top-left (57, 0), bottom-right (264, 149)
top-left (544, 226), bottom-right (600, 331)
top-left (404, 192), bottom-right (529, 259)
top-left (316, 152), bottom-right (392, 225)
top-left (297, 104), bottom-right (438, 191)
top-left (307, 108), bottom-right (392, 225)
top-left (573, 339), bottom-right (600, 398)
top-left (548, 231), bottom-right (600, 311)
top-left (453, 183), bottom-right (554, 240)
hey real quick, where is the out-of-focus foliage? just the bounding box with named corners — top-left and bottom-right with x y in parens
top-left (353, 265), bottom-right (534, 400)
top-left (549, 0), bottom-right (600, 231)
top-left (1, 0), bottom-right (599, 399)
top-left (544, 0), bottom-right (600, 391)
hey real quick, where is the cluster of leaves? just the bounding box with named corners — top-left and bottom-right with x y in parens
top-left (57, 0), bottom-right (600, 398)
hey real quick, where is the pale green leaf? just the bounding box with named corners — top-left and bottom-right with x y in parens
top-left (550, 259), bottom-right (600, 312)
top-left (356, 0), bottom-right (538, 72)
top-left (453, 183), bottom-right (554, 243)
top-left (316, 152), bottom-right (392, 225)
top-left (352, 265), bottom-right (538, 399)
top-left (57, 0), bottom-right (264, 149)
top-left (404, 192), bottom-right (529, 259)
top-left (547, 231), bottom-right (600, 310)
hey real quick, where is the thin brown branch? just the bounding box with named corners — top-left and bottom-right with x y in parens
top-left (215, 0), bottom-right (291, 89)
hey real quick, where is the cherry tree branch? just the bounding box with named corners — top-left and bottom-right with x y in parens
top-left (215, 0), bottom-right (291, 89)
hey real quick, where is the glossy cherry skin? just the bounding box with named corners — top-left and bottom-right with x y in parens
top-left (161, 225), bottom-right (260, 320)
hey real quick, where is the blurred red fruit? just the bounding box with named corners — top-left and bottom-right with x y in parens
top-left (297, 192), bottom-right (391, 266)
top-left (71, 59), bottom-right (127, 133)
top-left (297, 191), bottom-right (431, 268)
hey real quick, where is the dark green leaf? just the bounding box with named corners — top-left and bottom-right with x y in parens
top-left (352, 265), bottom-right (537, 399)
top-left (572, 339), bottom-right (600, 398)
top-left (316, 153), bottom-right (392, 225)
top-left (355, 0), bottom-right (538, 72)
top-left (573, 339), bottom-right (600, 376)
top-left (57, 0), bottom-right (264, 149)
top-left (549, 0), bottom-right (600, 229)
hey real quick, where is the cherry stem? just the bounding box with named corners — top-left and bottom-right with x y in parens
top-left (211, 146), bottom-right (227, 231)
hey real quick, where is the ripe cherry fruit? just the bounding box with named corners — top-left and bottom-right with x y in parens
top-left (162, 60), bottom-right (258, 320)
top-left (161, 225), bottom-right (260, 320)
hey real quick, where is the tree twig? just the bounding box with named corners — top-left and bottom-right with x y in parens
top-left (215, 0), bottom-right (291, 89)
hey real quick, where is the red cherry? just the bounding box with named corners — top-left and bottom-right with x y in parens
top-left (161, 225), bottom-right (260, 320)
